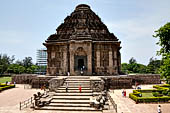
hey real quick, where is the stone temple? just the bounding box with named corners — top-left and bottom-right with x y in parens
top-left (44, 4), bottom-right (121, 76)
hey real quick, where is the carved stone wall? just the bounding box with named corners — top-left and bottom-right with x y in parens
top-left (109, 77), bottom-right (133, 89)
top-left (43, 4), bottom-right (121, 76)
top-left (48, 78), bottom-right (65, 92)
top-left (46, 44), bottom-right (68, 76)
top-left (12, 74), bottom-right (37, 84)
top-left (93, 42), bottom-right (120, 75)
top-left (128, 74), bottom-right (161, 84)
top-left (90, 77), bottom-right (105, 92)
top-left (31, 76), bottom-right (55, 88)
top-left (69, 40), bottom-right (92, 75)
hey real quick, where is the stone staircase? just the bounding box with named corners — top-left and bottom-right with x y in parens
top-left (36, 76), bottom-right (102, 111)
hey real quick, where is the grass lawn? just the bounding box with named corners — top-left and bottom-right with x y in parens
top-left (0, 77), bottom-right (12, 83)
top-left (142, 92), bottom-right (154, 97)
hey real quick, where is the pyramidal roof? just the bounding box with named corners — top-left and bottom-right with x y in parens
top-left (46, 4), bottom-right (119, 42)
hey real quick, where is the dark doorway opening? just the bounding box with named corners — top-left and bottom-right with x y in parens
top-left (78, 59), bottom-right (84, 69)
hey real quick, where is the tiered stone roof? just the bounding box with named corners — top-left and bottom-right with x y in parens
top-left (46, 4), bottom-right (118, 42)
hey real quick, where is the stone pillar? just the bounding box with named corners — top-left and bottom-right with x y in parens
top-left (87, 54), bottom-right (92, 75)
top-left (87, 43), bottom-right (92, 75)
top-left (63, 51), bottom-right (67, 74)
top-left (69, 42), bottom-right (75, 75)
top-left (114, 50), bottom-right (118, 74)
top-left (96, 51), bottom-right (100, 67)
top-left (70, 50), bottom-right (74, 75)
top-left (109, 51), bottom-right (113, 74)
top-left (51, 51), bottom-right (55, 75)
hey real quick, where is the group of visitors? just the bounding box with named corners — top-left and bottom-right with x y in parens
top-left (122, 89), bottom-right (126, 97)
top-left (158, 105), bottom-right (161, 113)
top-left (66, 72), bottom-right (82, 93)
top-left (65, 82), bottom-right (82, 93)
top-left (5, 81), bottom-right (16, 85)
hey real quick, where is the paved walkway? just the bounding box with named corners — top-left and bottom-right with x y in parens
top-left (110, 84), bottom-right (170, 113)
top-left (0, 84), bottom-right (170, 113)
top-left (0, 84), bottom-right (43, 113)
top-left (0, 85), bottom-right (102, 113)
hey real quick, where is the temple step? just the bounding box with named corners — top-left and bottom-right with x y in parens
top-left (57, 87), bottom-right (91, 90)
top-left (53, 93), bottom-right (93, 96)
top-left (55, 90), bottom-right (92, 93)
top-left (62, 85), bottom-right (90, 87)
top-left (51, 99), bottom-right (90, 104)
top-left (35, 106), bottom-right (101, 111)
top-left (67, 76), bottom-right (90, 79)
top-left (60, 86), bottom-right (90, 88)
top-left (65, 79), bottom-right (90, 81)
top-left (47, 103), bottom-right (91, 107)
top-left (52, 96), bottom-right (91, 100)
top-left (65, 81), bottom-right (90, 83)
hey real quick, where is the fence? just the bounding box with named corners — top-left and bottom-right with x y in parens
top-left (108, 93), bottom-right (117, 113)
top-left (19, 97), bottom-right (34, 110)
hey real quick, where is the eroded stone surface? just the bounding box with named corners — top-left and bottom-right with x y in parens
top-left (43, 4), bottom-right (121, 76)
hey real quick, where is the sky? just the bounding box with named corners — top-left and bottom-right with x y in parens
top-left (0, 0), bottom-right (170, 65)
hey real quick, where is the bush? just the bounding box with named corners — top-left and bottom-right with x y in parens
top-left (0, 84), bottom-right (15, 92)
top-left (153, 92), bottom-right (159, 97)
top-left (130, 89), bottom-right (170, 103)
top-left (162, 90), bottom-right (168, 95)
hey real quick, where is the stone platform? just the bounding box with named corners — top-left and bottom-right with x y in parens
top-left (35, 76), bottom-right (105, 111)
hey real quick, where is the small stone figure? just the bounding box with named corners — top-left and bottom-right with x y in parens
top-left (100, 97), bottom-right (104, 109)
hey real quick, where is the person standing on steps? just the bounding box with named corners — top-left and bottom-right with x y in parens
top-left (67, 72), bottom-right (70, 76)
top-left (79, 85), bottom-right (82, 93)
top-left (124, 90), bottom-right (126, 97)
top-left (122, 90), bottom-right (124, 97)
top-left (66, 82), bottom-right (69, 92)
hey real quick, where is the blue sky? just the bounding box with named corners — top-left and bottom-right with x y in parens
top-left (0, 0), bottom-right (170, 64)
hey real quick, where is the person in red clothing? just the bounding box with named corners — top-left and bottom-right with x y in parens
top-left (124, 90), bottom-right (126, 97)
top-left (79, 85), bottom-right (82, 93)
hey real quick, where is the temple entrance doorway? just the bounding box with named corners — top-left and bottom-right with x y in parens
top-left (74, 56), bottom-right (87, 71)
top-left (78, 59), bottom-right (84, 69)
top-left (74, 47), bottom-right (87, 75)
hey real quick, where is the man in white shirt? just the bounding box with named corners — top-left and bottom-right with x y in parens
top-left (158, 105), bottom-right (161, 113)
top-left (67, 72), bottom-right (70, 76)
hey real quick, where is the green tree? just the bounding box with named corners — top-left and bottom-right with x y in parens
top-left (26, 67), bottom-right (32, 74)
top-left (153, 22), bottom-right (170, 81)
top-left (121, 58), bottom-right (147, 74)
top-left (23, 57), bottom-right (33, 68)
top-left (15, 60), bottom-right (23, 66)
top-left (147, 57), bottom-right (162, 74)
top-left (18, 66), bottom-right (25, 74)
top-left (138, 64), bottom-right (147, 74)
top-left (159, 54), bottom-right (170, 81)
top-left (30, 65), bottom-right (38, 74)
top-left (129, 57), bottom-right (137, 64)
top-left (153, 22), bottom-right (170, 55)
top-left (7, 64), bottom-right (25, 74)
top-left (121, 63), bottom-right (129, 74)
top-left (0, 54), bottom-right (15, 75)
